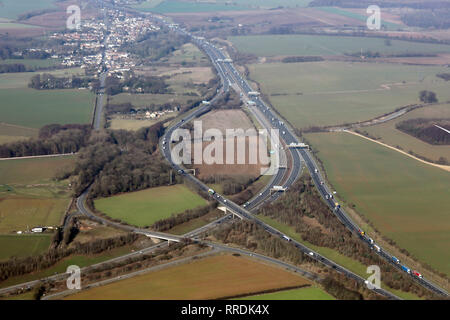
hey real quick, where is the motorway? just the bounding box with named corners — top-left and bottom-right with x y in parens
top-left (41, 1), bottom-right (447, 299)
top-left (157, 21), bottom-right (448, 298)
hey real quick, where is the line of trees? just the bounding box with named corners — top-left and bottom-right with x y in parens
top-left (151, 203), bottom-right (217, 232)
top-left (419, 90), bottom-right (438, 104)
top-left (0, 63), bottom-right (26, 73)
top-left (256, 175), bottom-right (435, 298)
top-left (104, 74), bottom-right (170, 95)
top-left (0, 233), bottom-right (138, 283)
top-left (437, 73), bottom-right (450, 81)
top-left (0, 124), bottom-right (91, 158)
top-left (212, 220), bottom-right (379, 300)
top-left (282, 56), bottom-right (324, 63)
top-left (396, 118), bottom-right (450, 146)
top-left (29, 74), bottom-right (99, 90)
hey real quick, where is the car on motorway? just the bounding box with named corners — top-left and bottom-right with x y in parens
top-left (309, 252), bottom-right (314, 256)
top-left (358, 229), bottom-right (365, 236)
top-left (373, 244), bottom-right (381, 252)
top-left (282, 235), bottom-right (291, 242)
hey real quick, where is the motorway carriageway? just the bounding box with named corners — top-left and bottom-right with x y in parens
top-left (163, 22), bottom-right (448, 298)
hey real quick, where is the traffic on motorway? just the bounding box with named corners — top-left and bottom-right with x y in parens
top-left (158, 20), bottom-right (448, 298)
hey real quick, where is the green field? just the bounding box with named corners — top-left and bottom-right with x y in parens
top-left (0, 156), bottom-right (75, 233)
top-left (0, 88), bottom-right (94, 128)
top-left (305, 132), bottom-right (450, 276)
top-left (230, 34), bottom-right (450, 57)
top-left (133, 0), bottom-right (311, 13)
top-left (94, 184), bottom-right (207, 227)
top-left (248, 61), bottom-right (450, 129)
top-left (363, 103), bottom-right (450, 162)
top-left (0, 22), bottom-right (40, 29)
top-left (0, 68), bottom-right (84, 89)
top-left (0, 122), bottom-right (38, 144)
top-left (0, 0), bottom-right (57, 19)
top-left (0, 58), bottom-right (61, 69)
top-left (0, 234), bottom-right (52, 261)
top-left (0, 68), bottom-right (93, 128)
top-left (236, 286), bottom-right (335, 300)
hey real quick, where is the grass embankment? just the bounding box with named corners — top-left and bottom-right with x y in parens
top-left (256, 215), bottom-right (423, 300)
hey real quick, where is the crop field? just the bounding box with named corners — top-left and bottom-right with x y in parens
top-left (230, 34), bottom-right (450, 57)
top-left (0, 0), bottom-right (57, 19)
top-left (0, 197), bottom-right (68, 233)
top-left (248, 61), bottom-right (450, 129)
top-left (0, 68), bottom-right (93, 129)
top-left (0, 88), bottom-right (94, 128)
top-left (0, 123), bottom-right (38, 144)
top-left (0, 68), bottom-right (85, 90)
top-left (0, 156), bottom-right (75, 233)
top-left (363, 103), bottom-right (450, 162)
top-left (134, 0), bottom-right (312, 13)
top-left (304, 132), bottom-right (450, 276)
top-left (0, 22), bottom-right (40, 29)
top-left (0, 58), bottom-right (61, 69)
top-left (133, 0), bottom-right (311, 14)
top-left (94, 184), bottom-right (207, 227)
top-left (0, 156), bottom-right (75, 184)
top-left (236, 286), bottom-right (335, 300)
top-left (133, 0), bottom-right (313, 14)
top-left (65, 254), bottom-right (312, 300)
top-left (0, 234), bottom-right (52, 261)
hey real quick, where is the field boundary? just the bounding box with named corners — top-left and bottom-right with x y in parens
top-left (217, 284), bottom-right (312, 300)
top-left (0, 153), bottom-right (76, 161)
top-left (344, 130), bottom-right (450, 173)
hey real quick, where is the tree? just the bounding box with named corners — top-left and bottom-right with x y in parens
top-left (419, 90), bottom-right (438, 103)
